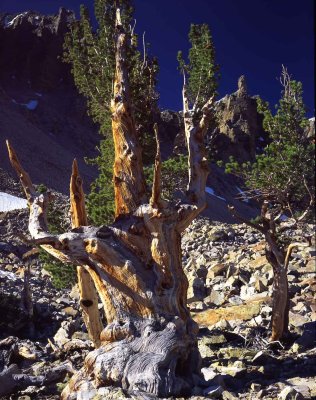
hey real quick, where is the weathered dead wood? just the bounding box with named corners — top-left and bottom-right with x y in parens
top-left (111, 9), bottom-right (147, 218)
top-left (70, 159), bottom-right (103, 348)
top-left (150, 123), bottom-right (163, 209)
top-left (6, 7), bottom-right (216, 399)
top-left (0, 362), bottom-right (76, 397)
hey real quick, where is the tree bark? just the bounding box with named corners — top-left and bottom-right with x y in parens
top-left (70, 159), bottom-right (103, 348)
top-left (228, 203), bottom-right (298, 341)
top-left (6, 7), bottom-right (215, 399)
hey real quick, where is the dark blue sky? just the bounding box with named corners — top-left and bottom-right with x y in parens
top-left (1, 0), bottom-right (314, 116)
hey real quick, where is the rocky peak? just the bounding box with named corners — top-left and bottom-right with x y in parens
top-left (206, 75), bottom-right (267, 163)
top-left (166, 76), bottom-right (267, 163)
top-left (237, 75), bottom-right (247, 97)
top-left (0, 7), bottom-right (74, 35)
top-left (0, 8), bottom-right (75, 90)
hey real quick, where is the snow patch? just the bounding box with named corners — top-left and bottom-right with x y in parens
top-left (309, 117), bottom-right (315, 122)
top-left (25, 100), bottom-right (38, 110)
top-left (5, 12), bottom-right (27, 27)
top-left (0, 192), bottom-right (28, 212)
top-left (12, 99), bottom-right (38, 110)
top-left (236, 186), bottom-right (249, 203)
top-left (205, 187), bottom-right (226, 201)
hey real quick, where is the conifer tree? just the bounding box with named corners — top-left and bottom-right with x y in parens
top-left (226, 66), bottom-right (315, 341)
top-left (178, 23), bottom-right (219, 116)
top-left (64, 0), bottom-right (158, 225)
top-left (176, 23), bottom-right (219, 199)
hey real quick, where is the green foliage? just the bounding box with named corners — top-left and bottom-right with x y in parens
top-left (36, 185), bottom-right (77, 289)
top-left (39, 250), bottom-right (77, 290)
top-left (177, 23), bottom-right (219, 113)
top-left (64, 0), bottom-right (159, 225)
top-left (225, 67), bottom-right (315, 219)
top-left (145, 155), bottom-right (188, 200)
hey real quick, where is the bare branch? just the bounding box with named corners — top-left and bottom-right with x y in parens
top-left (6, 141), bottom-right (56, 241)
top-left (70, 159), bottom-right (88, 228)
top-left (142, 31), bottom-right (147, 70)
top-left (228, 205), bottom-right (266, 234)
top-left (150, 124), bottom-right (162, 208)
top-left (6, 140), bottom-right (36, 201)
top-left (297, 176), bottom-right (315, 221)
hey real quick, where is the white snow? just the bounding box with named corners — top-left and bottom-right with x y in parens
top-left (236, 186), bottom-right (249, 203)
top-left (12, 99), bottom-right (38, 110)
top-left (25, 100), bottom-right (38, 110)
top-left (0, 192), bottom-right (28, 212)
top-left (309, 117), bottom-right (315, 122)
top-left (205, 186), bottom-right (226, 201)
top-left (5, 12), bottom-right (27, 27)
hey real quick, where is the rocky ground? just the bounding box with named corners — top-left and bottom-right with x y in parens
top-left (0, 211), bottom-right (315, 399)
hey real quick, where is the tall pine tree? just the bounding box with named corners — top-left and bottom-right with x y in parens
top-left (64, 0), bottom-right (158, 225)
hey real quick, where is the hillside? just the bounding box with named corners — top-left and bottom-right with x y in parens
top-left (0, 6), bottom-right (314, 400)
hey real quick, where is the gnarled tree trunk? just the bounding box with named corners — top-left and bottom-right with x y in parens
top-left (6, 8), bottom-right (215, 399)
top-left (229, 204), bottom-right (308, 342)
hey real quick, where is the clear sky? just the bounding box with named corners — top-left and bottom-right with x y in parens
top-left (1, 0), bottom-right (314, 116)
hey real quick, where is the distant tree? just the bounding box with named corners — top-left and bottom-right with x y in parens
top-left (176, 23), bottom-right (219, 200)
top-left (178, 23), bottom-right (219, 116)
top-left (64, 0), bottom-right (159, 225)
top-left (226, 66), bottom-right (315, 341)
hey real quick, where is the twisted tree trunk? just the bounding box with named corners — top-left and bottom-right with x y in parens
top-left (228, 204), bottom-right (308, 341)
top-left (6, 8), bottom-right (215, 398)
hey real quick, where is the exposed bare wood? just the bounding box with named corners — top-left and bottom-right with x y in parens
top-left (111, 8), bottom-right (147, 217)
top-left (6, 7), bottom-right (216, 399)
top-left (150, 123), bottom-right (163, 208)
top-left (6, 140), bottom-right (36, 200)
top-left (70, 159), bottom-right (103, 348)
top-left (70, 159), bottom-right (88, 228)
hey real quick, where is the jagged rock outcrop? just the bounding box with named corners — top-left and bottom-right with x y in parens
top-left (0, 8), bottom-right (74, 89)
top-left (209, 76), bottom-right (266, 162)
top-left (170, 76), bottom-right (267, 163)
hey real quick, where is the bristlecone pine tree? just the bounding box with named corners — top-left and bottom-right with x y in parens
top-left (7, 8), bottom-right (216, 399)
top-left (226, 66), bottom-right (315, 341)
top-left (63, 0), bottom-right (159, 348)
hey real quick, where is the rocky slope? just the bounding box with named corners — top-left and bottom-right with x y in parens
top-left (0, 212), bottom-right (315, 399)
top-left (0, 9), bottom-right (99, 193)
top-left (0, 9), bottom-right (267, 200)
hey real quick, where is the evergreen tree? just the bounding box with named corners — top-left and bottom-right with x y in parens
top-left (226, 66), bottom-right (315, 219)
top-left (225, 67), bottom-right (315, 340)
top-left (64, 0), bottom-right (158, 225)
top-left (177, 23), bottom-right (219, 117)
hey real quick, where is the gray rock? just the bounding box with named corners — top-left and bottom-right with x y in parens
top-left (278, 386), bottom-right (304, 400)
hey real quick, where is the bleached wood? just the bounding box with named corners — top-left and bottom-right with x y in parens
top-left (6, 6), bottom-right (216, 398)
top-left (70, 159), bottom-right (103, 348)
